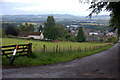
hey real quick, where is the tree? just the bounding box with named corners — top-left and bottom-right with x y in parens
top-left (19, 23), bottom-right (34, 32)
top-left (44, 16), bottom-right (59, 40)
top-left (65, 33), bottom-right (72, 41)
top-left (100, 38), bottom-right (104, 43)
top-left (19, 23), bottom-right (35, 36)
top-left (56, 23), bottom-right (67, 37)
top-left (5, 25), bottom-right (19, 36)
top-left (76, 27), bottom-right (86, 42)
top-left (29, 24), bottom-right (34, 32)
top-left (85, 1), bottom-right (120, 35)
top-left (38, 25), bottom-right (43, 32)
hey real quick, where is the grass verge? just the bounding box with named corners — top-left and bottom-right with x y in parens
top-left (2, 44), bottom-right (113, 67)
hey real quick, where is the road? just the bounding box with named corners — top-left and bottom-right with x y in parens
top-left (2, 43), bottom-right (119, 78)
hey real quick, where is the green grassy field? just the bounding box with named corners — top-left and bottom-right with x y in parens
top-left (1, 38), bottom-right (113, 67)
top-left (2, 38), bottom-right (111, 52)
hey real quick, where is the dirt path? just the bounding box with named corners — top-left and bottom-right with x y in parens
top-left (2, 43), bottom-right (119, 78)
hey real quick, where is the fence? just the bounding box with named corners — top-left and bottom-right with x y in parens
top-left (1, 43), bottom-right (32, 64)
top-left (34, 44), bottom-right (112, 54)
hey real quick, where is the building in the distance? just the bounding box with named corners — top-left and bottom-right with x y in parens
top-left (89, 32), bottom-right (99, 36)
top-left (27, 30), bottom-right (44, 39)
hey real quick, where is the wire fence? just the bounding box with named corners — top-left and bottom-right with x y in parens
top-left (33, 44), bottom-right (112, 54)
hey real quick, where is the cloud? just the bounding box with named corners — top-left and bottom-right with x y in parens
top-left (1, 0), bottom-right (36, 4)
top-left (2, 0), bottom-right (110, 16)
top-left (13, 0), bottom-right (91, 13)
top-left (1, 0), bottom-right (76, 4)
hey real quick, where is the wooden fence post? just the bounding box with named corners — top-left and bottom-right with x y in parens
top-left (53, 47), bottom-right (55, 53)
top-left (78, 46), bottom-right (80, 50)
top-left (85, 46), bottom-right (87, 51)
top-left (89, 46), bottom-right (91, 50)
top-left (56, 45), bottom-right (58, 53)
top-left (68, 47), bottom-right (69, 52)
top-left (43, 45), bottom-right (46, 53)
top-left (70, 45), bottom-right (72, 51)
top-left (28, 43), bottom-right (32, 57)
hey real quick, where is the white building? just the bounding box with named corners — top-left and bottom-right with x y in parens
top-left (40, 32), bottom-right (44, 39)
top-left (27, 32), bottom-right (44, 39)
top-left (89, 32), bottom-right (98, 36)
top-left (106, 32), bottom-right (114, 36)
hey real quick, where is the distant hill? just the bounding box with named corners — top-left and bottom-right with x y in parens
top-left (1, 14), bottom-right (110, 25)
top-left (2, 14), bottom-right (110, 20)
top-left (90, 15), bottom-right (110, 20)
top-left (1, 14), bottom-right (111, 31)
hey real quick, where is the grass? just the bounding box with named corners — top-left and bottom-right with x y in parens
top-left (2, 38), bottom-right (111, 52)
top-left (1, 38), bottom-right (114, 67)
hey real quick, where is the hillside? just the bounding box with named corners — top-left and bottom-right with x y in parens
top-left (1, 14), bottom-right (110, 31)
top-left (2, 14), bottom-right (110, 23)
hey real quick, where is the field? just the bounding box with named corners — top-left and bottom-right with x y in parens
top-left (80, 23), bottom-right (104, 26)
top-left (1, 38), bottom-right (113, 67)
top-left (2, 38), bottom-right (111, 52)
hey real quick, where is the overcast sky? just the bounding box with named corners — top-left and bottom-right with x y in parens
top-left (1, 0), bottom-right (110, 16)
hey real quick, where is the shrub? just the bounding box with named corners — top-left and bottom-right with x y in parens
top-left (2, 31), bottom-right (7, 38)
top-left (113, 36), bottom-right (119, 44)
top-left (7, 35), bottom-right (13, 38)
top-left (65, 33), bottom-right (71, 41)
top-left (106, 37), bottom-right (119, 43)
top-left (100, 39), bottom-right (104, 43)
top-left (57, 37), bottom-right (66, 41)
top-left (69, 36), bottom-right (76, 42)
top-left (106, 37), bottom-right (113, 43)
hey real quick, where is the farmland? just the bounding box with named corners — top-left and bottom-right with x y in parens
top-left (2, 38), bottom-right (113, 67)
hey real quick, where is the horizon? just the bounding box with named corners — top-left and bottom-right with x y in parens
top-left (1, 14), bottom-right (110, 17)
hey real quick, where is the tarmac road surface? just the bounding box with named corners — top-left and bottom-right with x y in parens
top-left (2, 43), bottom-right (119, 78)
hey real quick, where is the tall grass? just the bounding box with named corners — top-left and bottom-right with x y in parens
top-left (2, 38), bottom-right (112, 53)
top-left (2, 43), bottom-right (113, 67)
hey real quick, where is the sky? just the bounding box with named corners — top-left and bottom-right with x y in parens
top-left (1, 0), bottom-right (110, 16)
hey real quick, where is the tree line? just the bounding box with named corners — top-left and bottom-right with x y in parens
top-left (3, 16), bottom-right (86, 42)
